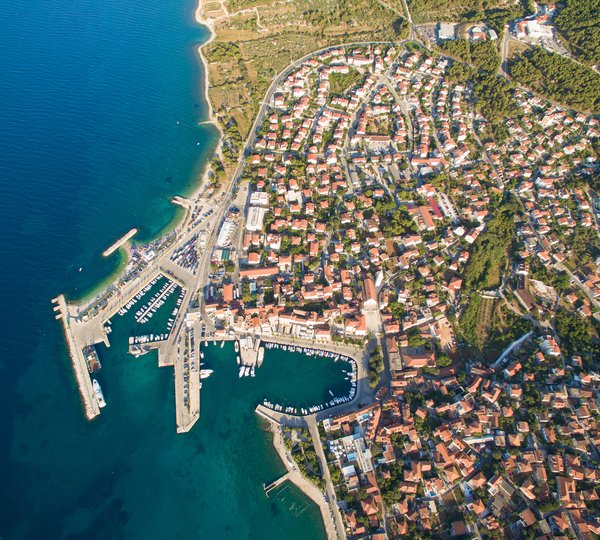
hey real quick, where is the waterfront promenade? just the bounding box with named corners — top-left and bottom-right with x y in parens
top-left (267, 419), bottom-right (345, 540)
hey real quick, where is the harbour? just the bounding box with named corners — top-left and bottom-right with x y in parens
top-left (0, 0), bottom-right (326, 534)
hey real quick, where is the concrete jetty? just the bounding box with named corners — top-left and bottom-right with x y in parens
top-left (175, 316), bottom-right (202, 433)
top-left (53, 295), bottom-right (100, 420)
top-left (263, 472), bottom-right (290, 496)
top-left (102, 228), bottom-right (137, 257)
top-left (172, 196), bottom-right (192, 208)
top-left (239, 335), bottom-right (261, 366)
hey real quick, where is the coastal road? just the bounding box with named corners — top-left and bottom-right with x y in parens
top-left (307, 415), bottom-right (346, 540)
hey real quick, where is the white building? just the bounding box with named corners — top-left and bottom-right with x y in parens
top-left (438, 23), bottom-right (457, 41)
top-left (249, 191), bottom-right (269, 207)
top-left (245, 207), bottom-right (267, 232)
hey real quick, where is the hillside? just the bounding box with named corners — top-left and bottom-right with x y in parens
top-left (200, 0), bottom-right (408, 164)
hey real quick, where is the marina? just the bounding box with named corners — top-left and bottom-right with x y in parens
top-left (259, 342), bottom-right (357, 416)
top-left (1, 0), bottom-right (327, 533)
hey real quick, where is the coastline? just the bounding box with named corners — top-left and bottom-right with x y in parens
top-left (193, 0), bottom-right (222, 142)
top-left (57, 4), bottom-right (347, 536)
top-left (266, 421), bottom-right (338, 540)
top-left (68, 0), bottom-right (221, 307)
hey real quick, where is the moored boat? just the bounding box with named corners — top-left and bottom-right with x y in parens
top-left (92, 379), bottom-right (106, 408)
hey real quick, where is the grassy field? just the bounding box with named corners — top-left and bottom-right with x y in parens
top-left (203, 0), bottom-right (408, 163)
top-left (459, 295), bottom-right (531, 360)
top-left (329, 68), bottom-right (364, 96)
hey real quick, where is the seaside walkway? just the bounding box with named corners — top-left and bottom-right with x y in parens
top-left (307, 416), bottom-right (347, 540)
top-left (267, 421), bottom-right (345, 540)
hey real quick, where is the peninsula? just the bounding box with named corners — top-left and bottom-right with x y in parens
top-left (57, 0), bottom-right (600, 538)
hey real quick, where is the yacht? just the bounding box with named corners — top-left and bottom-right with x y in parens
top-left (92, 379), bottom-right (106, 409)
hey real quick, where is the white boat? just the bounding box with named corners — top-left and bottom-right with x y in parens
top-left (238, 366), bottom-right (245, 378)
top-left (236, 355), bottom-right (241, 365)
top-left (250, 366), bottom-right (255, 377)
top-left (234, 341), bottom-right (240, 353)
top-left (92, 379), bottom-right (106, 409)
top-left (200, 369), bottom-right (213, 379)
top-left (244, 366), bottom-right (250, 377)
top-left (200, 351), bottom-right (204, 359)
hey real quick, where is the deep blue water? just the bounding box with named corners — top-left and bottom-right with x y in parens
top-left (0, 0), bottom-right (329, 537)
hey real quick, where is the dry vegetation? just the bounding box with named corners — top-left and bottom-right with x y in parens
top-left (202, 0), bottom-right (408, 164)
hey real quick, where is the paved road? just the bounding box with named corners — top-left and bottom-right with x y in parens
top-left (306, 415), bottom-right (346, 540)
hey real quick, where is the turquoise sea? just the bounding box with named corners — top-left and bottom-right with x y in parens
top-left (0, 0), bottom-right (338, 537)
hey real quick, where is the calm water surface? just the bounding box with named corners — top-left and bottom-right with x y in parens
top-left (0, 0), bottom-right (332, 536)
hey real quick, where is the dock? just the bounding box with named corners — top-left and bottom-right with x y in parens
top-left (53, 295), bottom-right (100, 420)
top-left (239, 335), bottom-right (262, 366)
top-left (263, 473), bottom-right (290, 497)
top-left (102, 228), bottom-right (137, 257)
top-left (172, 196), bottom-right (192, 208)
top-left (175, 315), bottom-right (201, 433)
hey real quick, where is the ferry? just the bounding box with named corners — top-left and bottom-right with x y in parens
top-left (200, 369), bottom-right (213, 379)
top-left (92, 379), bottom-right (106, 408)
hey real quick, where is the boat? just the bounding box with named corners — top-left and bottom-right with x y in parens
top-left (200, 351), bottom-right (204, 359)
top-left (239, 366), bottom-right (245, 378)
top-left (236, 355), bottom-right (241, 365)
top-left (200, 369), bottom-right (213, 379)
top-left (257, 347), bottom-right (264, 367)
top-left (92, 379), bottom-right (106, 409)
top-left (84, 346), bottom-right (101, 373)
top-left (244, 366), bottom-right (250, 377)
top-left (234, 341), bottom-right (240, 353)
top-left (250, 366), bottom-right (255, 377)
